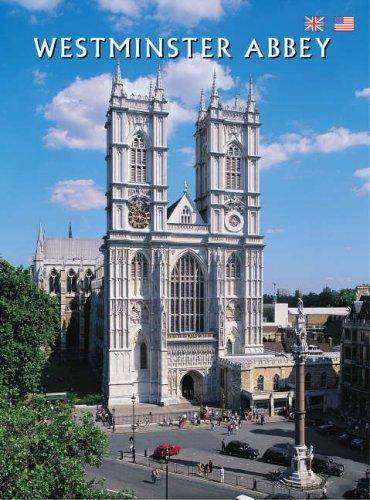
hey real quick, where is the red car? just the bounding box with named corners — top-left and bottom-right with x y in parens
top-left (153, 443), bottom-right (181, 459)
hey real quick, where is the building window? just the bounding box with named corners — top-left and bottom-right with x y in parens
top-left (170, 253), bottom-right (204, 333)
top-left (320, 372), bottom-right (327, 388)
top-left (67, 269), bottom-right (77, 293)
top-left (305, 372), bottom-right (312, 390)
top-left (140, 342), bottom-right (148, 369)
top-left (225, 145), bottom-right (241, 190)
top-left (257, 375), bottom-right (264, 391)
top-left (84, 269), bottom-right (94, 293)
top-left (49, 268), bottom-right (60, 294)
top-left (345, 329), bottom-right (350, 340)
top-left (131, 252), bottom-right (148, 295)
top-left (130, 135), bottom-right (147, 183)
top-left (181, 206), bottom-right (192, 224)
top-left (226, 254), bottom-right (241, 295)
top-left (273, 374), bottom-right (280, 391)
top-left (226, 339), bottom-right (233, 355)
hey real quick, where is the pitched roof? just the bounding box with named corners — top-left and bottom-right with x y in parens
top-left (43, 238), bottom-right (103, 261)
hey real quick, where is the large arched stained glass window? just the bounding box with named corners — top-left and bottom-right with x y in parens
top-left (225, 145), bottom-right (241, 190)
top-left (131, 252), bottom-right (148, 295)
top-left (170, 253), bottom-right (204, 333)
top-left (49, 268), bottom-right (60, 294)
top-left (130, 135), bottom-right (147, 183)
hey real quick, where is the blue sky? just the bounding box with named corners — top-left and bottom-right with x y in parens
top-left (0, 0), bottom-right (368, 293)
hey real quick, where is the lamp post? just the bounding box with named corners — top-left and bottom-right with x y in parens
top-left (165, 448), bottom-right (169, 500)
top-left (131, 392), bottom-right (136, 463)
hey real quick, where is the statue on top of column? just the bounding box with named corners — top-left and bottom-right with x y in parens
top-left (293, 296), bottom-right (308, 354)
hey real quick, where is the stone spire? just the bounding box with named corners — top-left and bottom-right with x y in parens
top-left (149, 80), bottom-right (153, 99)
top-left (68, 222), bottom-right (73, 239)
top-left (111, 58), bottom-right (123, 96)
top-left (234, 94), bottom-right (240, 110)
top-left (198, 88), bottom-right (206, 120)
top-left (154, 64), bottom-right (165, 100)
top-left (183, 180), bottom-right (189, 194)
top-left (247, 75), bottom-right (257, 113)
top-left (35, 223), bottom-right (44, 260)
top-left (210, 69), bottom-right (219, 107)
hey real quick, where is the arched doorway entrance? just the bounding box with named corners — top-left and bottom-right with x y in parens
top-left (181, 371), bottom-right (204, 403)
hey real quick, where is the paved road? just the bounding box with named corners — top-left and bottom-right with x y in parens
top-left (88, 458), bottom-right (261, 499)
top-left (104, 419), bottom-right (368, 499)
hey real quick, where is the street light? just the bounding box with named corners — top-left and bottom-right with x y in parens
top-left (165, 447), bottom-right (169, 500)
top-left (131, 392), bottom-right (136, 463)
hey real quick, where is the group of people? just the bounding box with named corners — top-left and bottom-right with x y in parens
top-left (95, 406), bottom-right (112, 427)
top-left (244, 409), bottom-right (268, 424)
top-left (197, 460), bottom-right (213, 477)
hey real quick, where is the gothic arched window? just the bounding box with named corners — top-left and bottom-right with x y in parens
top-left (181, 206), bottom-right (191, 224)
top-left (170, 253), bottom-right (204, 333)
top-left (226, 254), bottom-right (241, 295)
top-left (49, 268), bottom-right (60, 294)
top-left (84, 269), bottom-right (94, 293)
top-left (225, 145), bottom-right (241, 190)
top-left (320, 371), bottom-right (327, 388)
top-left (131, 252), bottom-right (148, 295)
top-left (140, 342), bottom-right (148, 369)
top-left (130, 135), bottom-right (147, 183)
top-left (305, 372), bottom-right (312, 390)
top-left (273, 374), bottom-right (280, 391)
top-left (257, 375), bottom-right (264, 391)
top-left (67, 269), bottom-right (77, 293)
top-left (226, 339), bottom-right (233, 355)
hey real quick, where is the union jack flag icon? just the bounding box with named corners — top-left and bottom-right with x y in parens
top-left (304, 16), bottom-right (325, 32)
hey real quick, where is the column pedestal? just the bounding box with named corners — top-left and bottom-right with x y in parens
top-left (281, 445), bottom-right (323, 488)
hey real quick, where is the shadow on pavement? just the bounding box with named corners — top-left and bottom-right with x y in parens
top-left (250, 428), bottom-right (294, 439)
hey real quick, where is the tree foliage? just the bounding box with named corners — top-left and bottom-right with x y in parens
top-left (0, 397), bottom-right (134, 499)
top-left (0, 259), bottom-right (59, 401)
top-left (264, 287), bottom-right (357, 308)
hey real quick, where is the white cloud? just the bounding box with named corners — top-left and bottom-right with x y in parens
top-left (353, 167), bottom-right (370, 196)
top-left (5, 0), bottom-right (62, 10)
top-left (261, 127), bottom-right (370, 170)
top-left (42, 57), bottom-right (232, 150)
top-left (164, 55), bottom-right (234, 106)
top-left (96, 0), bottom-right (246, 27)
top-left (266, 228), bottom-right (285, 234)
top-left (355, 87), bottom-right (370, 99)
top-left (50, 179), bottom-right (105, 210)
top-left (178, 146), bottom-right (195, 167)
top-left (32, 69), bottom-right (47, 85)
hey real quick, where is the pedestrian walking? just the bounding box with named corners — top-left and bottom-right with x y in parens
top-left (211, 421), bottom-right (215, 431)
top-left (219, 466), bottom-right (225, 483)
top-left (221, 438), bottom-right (226, 452)
top-left (204, 463), bottom-right (209, 476)
top-left (208, 459), bottom-right (213, 473)
top-left (151, 468), bottom-right (157, 483)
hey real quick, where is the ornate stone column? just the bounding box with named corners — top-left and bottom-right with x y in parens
top-left (281, 298), bottom-right (322, 488)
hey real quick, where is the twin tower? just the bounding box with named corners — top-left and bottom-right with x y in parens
top-left (103, 63), bottom-right (264, 405)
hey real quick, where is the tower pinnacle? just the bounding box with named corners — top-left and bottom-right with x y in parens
top-left (210, 70), bottom-right (219, 107)
top-left (68, 222), bottom-right (73, 239)
top-left (247, 75), bottom-right (255, 102)
top-left (198, 88), bottom-right (206, 120)
top-left (154, 64), bottom-right (165, 99)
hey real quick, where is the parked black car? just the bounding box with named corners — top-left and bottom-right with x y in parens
top-left (311, 454), bottom-right (344, 476)
top-left (355, 477), bottom-right (370, 499)
top-left (337, 432), bottom-right (352, 445)
top-left (316, 423), bottom-right (344, 436)
top-left (223, 440), bottom-right (259, 459)
top-left (261, 446), bottom-right (290, 466)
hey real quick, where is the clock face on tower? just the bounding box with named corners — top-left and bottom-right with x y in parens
top-left (128, 205), bottom-right (150, 229)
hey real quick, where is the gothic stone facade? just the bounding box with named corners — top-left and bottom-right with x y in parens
top-left (33, 67), bottom-right (264, 406)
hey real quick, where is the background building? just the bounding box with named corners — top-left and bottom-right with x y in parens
top-left (341, 285), bottom-right (370, 417)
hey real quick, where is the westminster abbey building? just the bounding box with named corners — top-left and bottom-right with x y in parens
top-left (32, 64), bottom-right (264, 406)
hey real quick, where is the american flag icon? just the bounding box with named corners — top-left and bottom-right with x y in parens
top-left (334, 16), bottom-right (355, 31)
top-left (304, 16), bottom-right (325, 32)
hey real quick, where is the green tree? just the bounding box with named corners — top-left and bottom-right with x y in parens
top-left (0, 396), bottom-right (134, 499)
top-left (0, 259), bottom-right (59, 401)
top-left (334, 288), bottom-right (356, 307)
